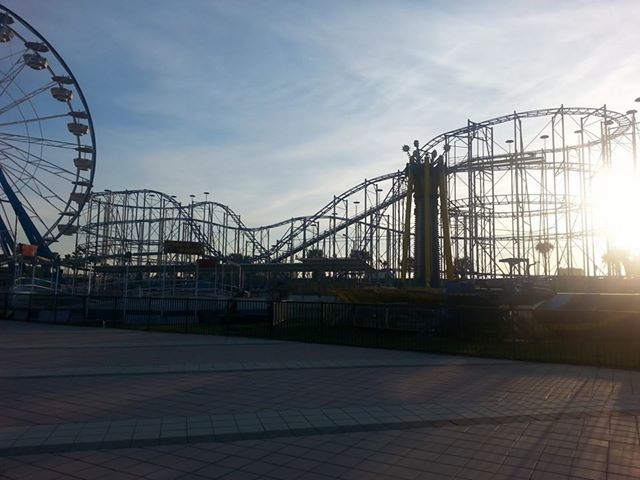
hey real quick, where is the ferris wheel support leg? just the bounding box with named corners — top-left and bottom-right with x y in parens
top-left (0, 167), bottom-right (53, 258)
top-left (0, 214), bottom-right (15, 256)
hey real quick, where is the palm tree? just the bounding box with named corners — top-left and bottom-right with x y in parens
top-left (306, 248), bottom-right (324, 259)
top-left (454, 257), bottom-right (472, 279)
top-left (349, 249), bottom-right (371, 262)
top-left (535, 241), bottom-right (554, 276)
top-left (603, 249), bottom-right (628, 276)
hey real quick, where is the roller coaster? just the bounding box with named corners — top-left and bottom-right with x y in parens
top-left (76, 169), bottom-right (407, 272)
top-left (67, 105), bottom-right (640, 293)
top-left (0, 6), bottom-right (636, 293)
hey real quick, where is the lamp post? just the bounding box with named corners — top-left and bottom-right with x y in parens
top-left (122, 251), bottom-right (132, 322)
top-left (383, 214), bottom-right (391, 272)
top-left (311, 221), bottom-right (320, 260)
top-left (375, 187), bottom-right (383, 268)
top-left (343, 199), bottom-right (349, 255)
top-left (628, 108), bottom-right (637, 170)
top-left (353, 201), bottom-right (360, 249)
top-left (331, 202), bottom-right (337, 258)
top-left (505, 138), bottom-right (514, 154)
top-left (506, 139), bottom-right (519, 261)
top-left (604, 119), bottom-right (614, 167)
top-left (539, 134), bottom-right (550, 246)
top-left (189, 194), bottom-right (196, 242)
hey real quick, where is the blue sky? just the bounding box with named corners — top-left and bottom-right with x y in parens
top-left (8, 0), bottom-right (640, 226)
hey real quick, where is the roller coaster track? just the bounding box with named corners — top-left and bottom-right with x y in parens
top-left (79, 106), bottom-right (635, 275)
top-left (420, 106), bottom-right (631, 158)
top-left (260, 170), bottom-right (406, 262)
top-left (86, 190), bottom-right (268, 259)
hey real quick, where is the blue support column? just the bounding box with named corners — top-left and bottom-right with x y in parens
top-left (0, 167), bottom-right (53, 258)
top-left (0, 213), bottom-right (14, 256)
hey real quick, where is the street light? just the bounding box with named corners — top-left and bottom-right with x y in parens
top-left (628, 109), bottom-right (638, 169)
top-left (539, 134), bottom-right (549, 152)
top-left (353, 201), bottom-right (360, 246)
top-left (342, 199), bottom-right (349, 254)
top-left (374, 188), bottom-right (384, 268)
top-left (505, 139), bottom-right (514, 154)
top-left (122, 251), bottom-right (132, 322)
top-left (189, 195), bottom-right (196, 241)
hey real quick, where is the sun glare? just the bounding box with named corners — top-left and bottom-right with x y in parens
top-left (591, 164), bottom-right (640, 255)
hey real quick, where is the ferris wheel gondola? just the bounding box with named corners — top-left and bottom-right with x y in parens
top-left (0, 4), bottom-right (96, 259)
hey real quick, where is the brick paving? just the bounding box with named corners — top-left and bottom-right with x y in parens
top-left (1, 320), bottom-right (639, 479)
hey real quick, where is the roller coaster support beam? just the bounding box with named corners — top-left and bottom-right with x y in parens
top-left (400, 165), bottom-right (414, 280)
top-left (435, 159), bottom-right (455, 281)
top-left (423, 151), bottom-right (433, 287)
top-left (402, 143), bottom-right (455, 287)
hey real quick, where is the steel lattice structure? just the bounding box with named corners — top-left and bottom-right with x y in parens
top-left (427, 106), bottom-right (635, 278)
top-left (76, 172), bottom-right (408, 273)
top-left (77, 190), bottom-right (263, 266)
top-left (75, 105), bottom-right (638, 281)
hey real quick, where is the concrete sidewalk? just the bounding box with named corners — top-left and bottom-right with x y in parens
top-left (1, 320), bottom-right (639, 479)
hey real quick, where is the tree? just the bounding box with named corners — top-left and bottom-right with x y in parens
top-left (306, 248), bottom-right (324, 259)
top-left (227, 253), bottom-right (251, 264)
top-left (349, 249), bottom-right (371, 262)
top-left (454, 257), bottom-right (472, 279)
top-left (603, 249), bottom-right (628, 277)
top-left (535, 241), bottom-right (554, 276)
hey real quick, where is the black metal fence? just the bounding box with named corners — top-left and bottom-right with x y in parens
top-left (2, 292), bottom-right (640, 370)
top-left (0, 292), bottom-right (273, 337)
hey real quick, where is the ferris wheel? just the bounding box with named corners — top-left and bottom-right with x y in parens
top-left (0, 4), bottom-right (96, 259)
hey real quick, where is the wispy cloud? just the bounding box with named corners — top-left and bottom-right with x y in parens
top-left (6, 0), bottom-right (640, 228)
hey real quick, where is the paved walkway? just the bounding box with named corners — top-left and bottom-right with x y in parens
top-left (1, 320), bottom-right (639, 479)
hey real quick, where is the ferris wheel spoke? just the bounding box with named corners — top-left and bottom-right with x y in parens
top-left (0, 82), bottom-right (54, 117)
top-left (0, 55), bottom-right (26, 81)
top-left (1, 154), bottom-right (51, 195)
top-left (0, 112), bottom-right (69, 128)
top-left (0, 48), bottom-right (27, 64)
top-left (2, 155), bottom-right (76, 200)
top-left (1, 164), bottom-right (66, 230)
top-left (0, 60), bottom-right (26, 98)
top-left (0, 166), bottom-right (52, 232)
top-left (27, 173), bottom-right (72, 205)
top-left (2, 147), bottom-right (81, 182)
top-left (0, 140), bottom-right (79, 178)
top-left (0, 132), bottom-right (78, 149)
